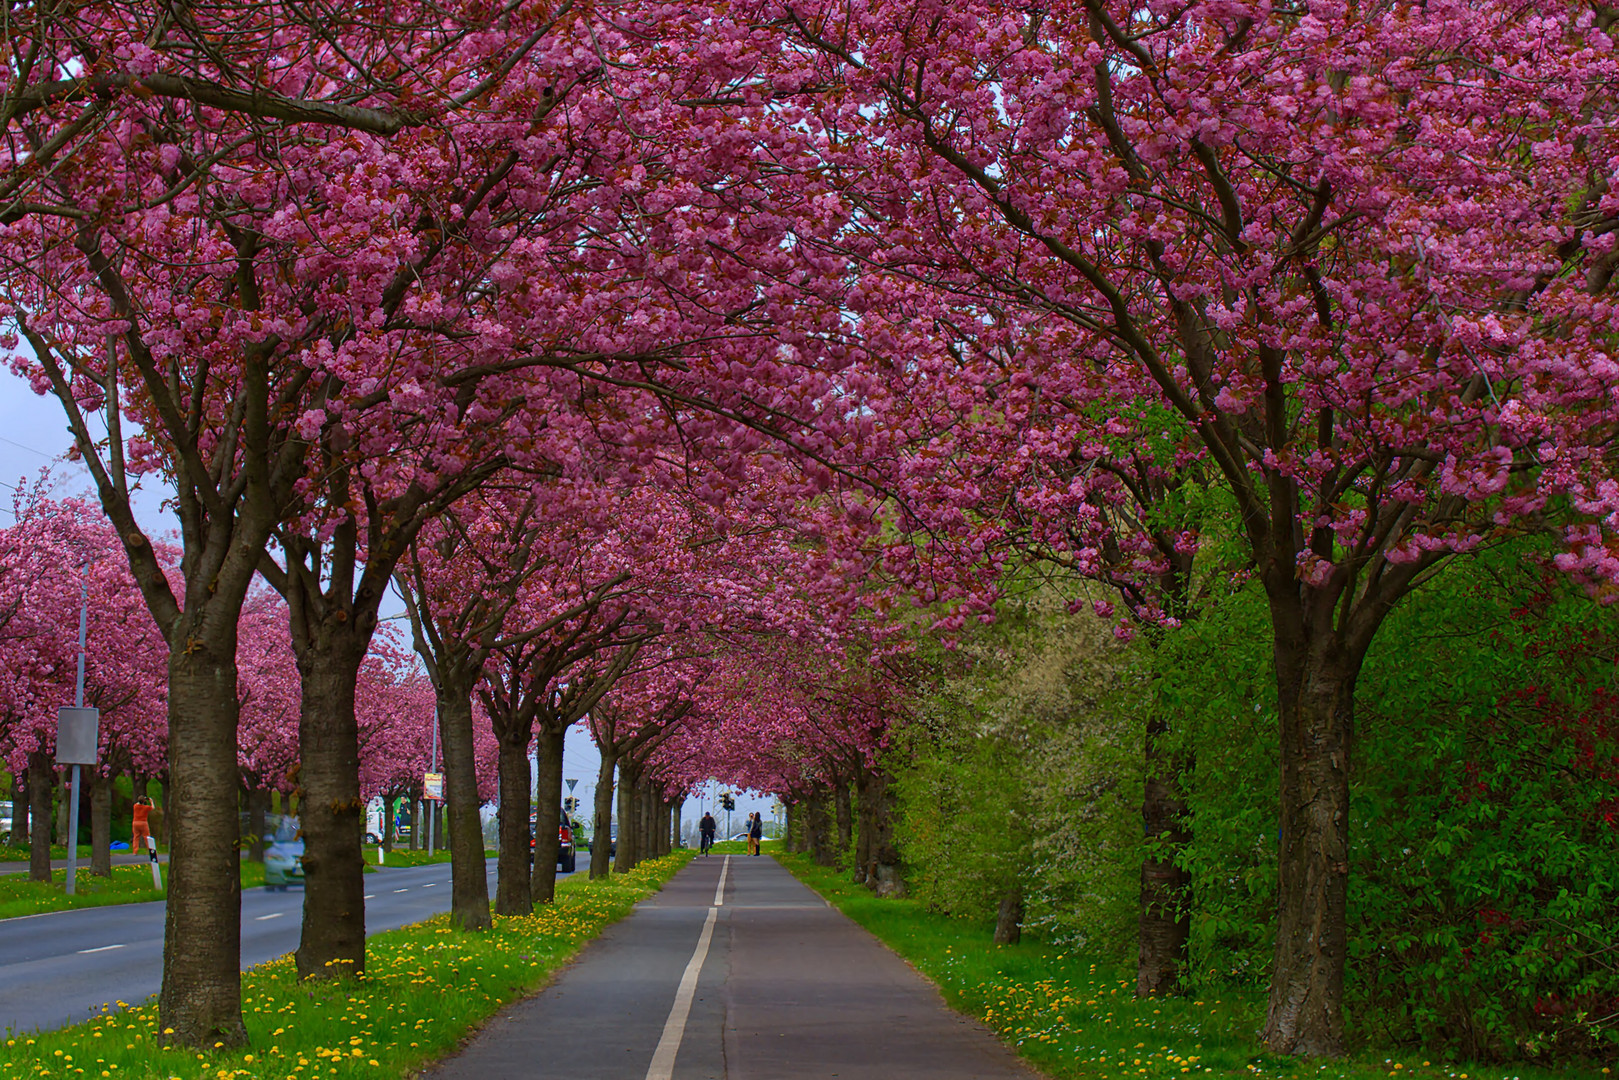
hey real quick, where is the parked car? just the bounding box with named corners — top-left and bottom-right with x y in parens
top-left (529, 808), bottom-right (577, 874)
top-left (263, 818), bottom-right (305, 891)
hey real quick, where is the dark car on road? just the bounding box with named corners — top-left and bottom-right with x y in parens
top-left (530, 809), bottom-right (577, 874)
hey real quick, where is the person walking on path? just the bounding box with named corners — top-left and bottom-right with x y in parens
top-left (747, 811), bottom-right (763, 855)
top-left (130, 796), bottom-right (153, 854)
top-left (699, 811), bottom-right (717, 855)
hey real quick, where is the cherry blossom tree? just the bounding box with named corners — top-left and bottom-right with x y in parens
top-left (763, 0), bottom-right (1619, 1054)
top-left (586, 663), bottom-right (702, 878)
top-left (0, 0), bottom-right (611, 1036)
top-left (0, 492), bottom-right (169, 876)
top-left (396, 482), bottom-right (638, 929)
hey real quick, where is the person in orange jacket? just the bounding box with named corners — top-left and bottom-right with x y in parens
top-left (131, 796), bottom-right (153, 854)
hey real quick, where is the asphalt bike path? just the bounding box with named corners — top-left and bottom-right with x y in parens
top-left (0, 858), bottom-right (561, 1035)
top-left (428, 854), bottom-right (1041, 1080)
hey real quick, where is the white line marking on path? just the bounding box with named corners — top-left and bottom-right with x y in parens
top-left (422, 882), bottom-right (436, 887)
top-left (77, 944), bottom-right (125, 954)
top-left (393, 889), bottom-right (409, 893)
top-left (645, 905), bottom-right (719, 1080)
top-left (364, 894), bottom-right (375, 900)
top-left (254, 912), bottom-right (283, 921)
top-left (713, 855), bottom-right (729, 907)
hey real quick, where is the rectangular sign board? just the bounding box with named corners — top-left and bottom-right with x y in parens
top-left (423, 772), bottom-right (444, 801)
top-left (55, 707), bottom-right (101, 766)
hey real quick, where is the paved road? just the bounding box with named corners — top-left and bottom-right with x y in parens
top-left (428, 855), bottom-right (1039, 1080)
top-left (0, 859), bottom-right (561, 1035)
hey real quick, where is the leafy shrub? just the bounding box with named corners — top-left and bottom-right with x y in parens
top-left (1166, 548), bottom-right (1619, 1065)
top-left (894, 584), bottom-right (1144, 955)
top-left (1350, 555), bottom-right (1619, 1063)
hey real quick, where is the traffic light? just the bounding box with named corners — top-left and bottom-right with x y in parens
top-left (563, 796), bottom-right (579, 814)
top-left (721, 793), bottom-right (735, 811)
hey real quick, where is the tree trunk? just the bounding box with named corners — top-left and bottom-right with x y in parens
top-left (1138, 713), bottom-right (1192, 996)
top-left (56, 768), bottom-right (70, 845)
top-left (859, 769), bottom-right (904, 898)
top-left (293, 638), bottom-right (368, 981)
top-left (590, 751), bottom-right (617, 879)
top-left (158, 776), bottom-right (171, 848)
top-left (1260, 635), bottom-right (1357, 1057)
top-left (530, 726), bottom-right (565, 905)
top-left (159, 644), bottom-right (247, 1047)
top-left (12, 767), bottom-right (27, 847)
top-left (90, 771), bottom-right (111, 877)
top-left (994, 885), bottom-right (1024, 945)
top-left (672, 797), bottom-right (684, 853)
top-left (615, 762), bottom-right (639, 873)
top-left (437, 688), bottom-right (491, 931)
top-left (834, 783), bottom-right (852, 854)
top-left (408, 798), bottom-right (419, 850)
top-left (246, 787), bottom-right (270, 863)
top-left (783, 800), bottom-right (799, 854)
top-left (852, 793), bottom-right (871, 882)
top-left (382, 796), bottom-right (395, 853)
top-left (638, 784), bottom-right (654, 860)
top-left (806, 791), bottom-right (834, 866)
top-left (495, 736), bottom-right (534, 916)
top-left (28, 752), bottom-right (53, 882)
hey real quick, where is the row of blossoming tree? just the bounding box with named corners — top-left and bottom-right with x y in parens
top-left (3, 0), bottom-right (1618, 1062)
top-left (0, 486), bottom-right (489, 872)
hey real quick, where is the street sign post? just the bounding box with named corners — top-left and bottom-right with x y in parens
top-left (55, 705), bottom-right (99, 897)
top-left (426, 711), bottom-right (439, 855)
top-left (55, 708), bottom-right (100, 766)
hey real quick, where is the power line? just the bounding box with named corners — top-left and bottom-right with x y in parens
top-left (0, 435), bottom-right (56, 459)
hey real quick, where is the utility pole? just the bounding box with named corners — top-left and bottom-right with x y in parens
top-left (66, 579), bottom-right (88, 894)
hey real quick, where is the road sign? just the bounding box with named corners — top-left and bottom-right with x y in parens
top-left (55, 707), bottom-right (100, 766)
top-left (566, 778), bottom-right (579, 792)
top-left (423, 772), bottom-right (444, 801)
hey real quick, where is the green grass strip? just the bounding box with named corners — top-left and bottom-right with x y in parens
top-left (775, 853), bottom-right (1610, 1080)
top-left (1, 851), bottom-right (691, 1078)
top-left (0, 864), bottom-right (272, 920)
top-left (358, 849), bottom-right (498, 869)
top-left (0, 845), bottom-right (95, 863)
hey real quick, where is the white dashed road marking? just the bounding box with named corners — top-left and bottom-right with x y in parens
top-left (78, 944), bottom-right (125, 954)
top-left (645, 855), bottom-right (730, 1080)
top-left (713, 856), bottom-right (729, 907)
